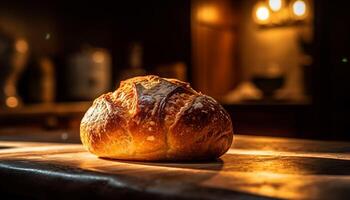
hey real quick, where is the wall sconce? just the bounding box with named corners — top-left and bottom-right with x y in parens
top-left (253, 0), bottom-right (309, 26)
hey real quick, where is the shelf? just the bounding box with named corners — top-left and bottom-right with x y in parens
top-left (0, 101), bottom-right (92, 117)
top-left (220, 98), bottom-right (312, 107)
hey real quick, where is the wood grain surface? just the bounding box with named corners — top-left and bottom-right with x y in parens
top-left (1, 135), bottom-right (350, 199)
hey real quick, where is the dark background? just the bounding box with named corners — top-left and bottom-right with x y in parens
top-left (0, 0), bottom-right (349, 140)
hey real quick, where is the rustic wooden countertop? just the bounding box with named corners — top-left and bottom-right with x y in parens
top-left (1, 135), bottom-right (350, 199)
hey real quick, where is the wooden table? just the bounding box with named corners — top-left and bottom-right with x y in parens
top-left (1, 135), bottom-right (350, 199)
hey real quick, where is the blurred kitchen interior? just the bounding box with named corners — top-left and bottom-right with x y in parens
top-left (0, 0), bottom-right (349, 142)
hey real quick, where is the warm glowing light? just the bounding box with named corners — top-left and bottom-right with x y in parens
top-left (292, 0), bottom-right (306, 17)
top-left (6, 96), bottom-right (19, 108)
top-left (15, 39), bottom-right (28, 53)
top-left (256, 5), bottom-right (270, 22)
top-left (92, 51), bottom-right (105, 63)
top-left (197, 6), bottom-right (219, 24)
top-left (45, 33), bottom-right (51, 40)
top-left (269, 0), bottom-right (283, 12)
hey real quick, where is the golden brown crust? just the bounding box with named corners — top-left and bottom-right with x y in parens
top-left (80, 75), bottom-right (234, 161)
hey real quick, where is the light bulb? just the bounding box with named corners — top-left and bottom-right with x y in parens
top-left (256, 5), bottom-right (270, 21)
top-left (292, 0), bottom-right (306, 17)
top-left (269, 0), bottom-right (282, 12)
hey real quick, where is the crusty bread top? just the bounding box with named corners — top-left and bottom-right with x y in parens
top-left (80, 75), bottom-right (233, 160)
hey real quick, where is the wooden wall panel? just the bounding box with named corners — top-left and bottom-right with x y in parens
top-left (191, 0), bottom-right (239, 98)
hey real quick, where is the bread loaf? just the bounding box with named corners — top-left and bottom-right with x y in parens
top-left (80, 75), bottom-right (233, 161)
